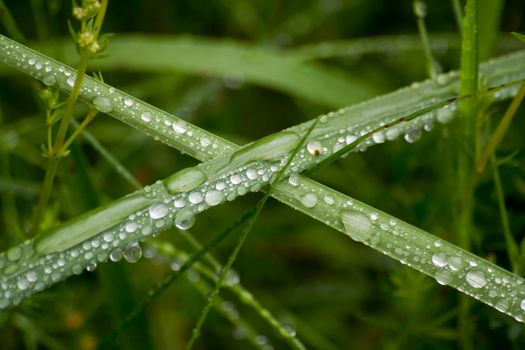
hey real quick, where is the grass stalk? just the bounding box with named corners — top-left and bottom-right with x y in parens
top-left (457, 0), bottom-right (479, 348)
top-left (30, 0), bottom-right (109, 234)
top-left (413, 0), bottom-right (437, 79)
top-left (491, 155), bottom-right (519, 273)
top-left (186, 119), bottom-right (318, 350)
top-left (475, 82), bottom-right (525, 173)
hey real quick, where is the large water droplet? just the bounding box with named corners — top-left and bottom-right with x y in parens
top-left (6, 247), bottom-right (22, 261)
top-left (66, 76), bottom-right (75, 87)
top-left (149, 203), bottom-right (168, 219)
top-left (340, 210), bottom-right (373, 242)
top-left (17, 277), bottom-right (29, 290)
top-left (230, 131), bottom-right (299, 166)
top-left (93, 96), bottom-right (113, 113)
top-left (288, 174), bottom-right (300, 187)
top-left (306, 140), bottom-right (323, 156)
top-left (372, 131), bottom-right (385, 144)
top-left (300, 193), bottom-right (318, 208)
top-left (404, 129), bottom-right (422, 143)
top-left (175, 210), bottom-right (195, 230)
top-left (172, 123), bottom-right (186, 134)
top-left (205, 190), bottom-right (224, 206)
top-left (495, 299), bottom-right (509, 312)
top-left (86, 262), bottom-right (98, 272)
top-left (109, 249), bottom-right (123, 262)
top-left (435, 269), bottom-right (453, 285)
top-left (125, 222), bottom-right (138, 233)
top-left (141, 111), bottom-right (152, 122)
top-left (447, 256), bottom-right (463, 271)
top-left (520, 299), bottom-right (525, 312)
top-left (123, 243), bottom-right (142, 263)
top-left (188, 192), bottom-right (204, 204)
top-left (431, 253), bottom-right (448, 267)
top-left (466, 270), bottom-right (487, 288)
top-left (165, 167), bottom-right (207, 194)
top-left (43, 75), bottom-right (56, 86)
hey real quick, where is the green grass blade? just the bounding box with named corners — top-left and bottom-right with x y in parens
top-left (33, 35), bottom-right (379, 108)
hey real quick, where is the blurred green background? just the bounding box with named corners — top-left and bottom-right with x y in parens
top-left (1, 0), bottom-right (525, 349)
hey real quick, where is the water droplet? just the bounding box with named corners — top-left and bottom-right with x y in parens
top-left (435, 269), bottom-right (452, 285)
top-left (66, 76), bottom-right (75, 87)
top-left (123, 243), bottom-right (142, 263)
top-left (6, 247), bottom-right (22, 261)
top-left (436, 108), bottom-right (453, 124)
top-left (306, 140), bottom-right (323, 156)
top-left (235, 130), bottom-right (300, 164)
top-left (86, 262), bottom-right (97, 272)
top-left (466, 270), bottom-right (487, 289)
top-left (323, 195), bottom-right (335, 205)
top-left (43, 75), bottom-right (56, 86)
top-left (141, 111), bottom-right (152, 122)
top-left (386, 127), bottom-right (400, 140)
top-left (288, 174), bottom-right (300, 186)
top-left (149, 203), bottom-right (168, 219)
top-left (225, 269), bottom-right (240, 286)
top-left (495, 299), bottom-right (509, 312)
top-left (170, 261), bottom-right (181, 271)
top-left (284, 325), bottom-right (296, 337)
top-left (125, 222), bottom-right (138, 233)
top-left (341, 210), bottom-right (372, 242)
top-left (404, 129), bottom-right (421, 143)
top-left (432, 253), bottom-right (448, 267)
top-left (372, 131), bottom-right (385, 143)
top-left (175, 210), bottom-right (195, 230)
top-left (300, 193), bottom-right (318, 208)
top-left (165, 167), bottom-right (207, 194)
top-left (188, 192), bottom-right (204, 204)
top-left (172, 123), bottom-right (186, 134)
top-left (26, 271), bottom-right (37, 282)
top-left (230, 174), bottom-right (242, 185)
top-left (447, 256), bottom-right (463, 271)
top-left (205, 190), bottom-right (224, 206)
top-left (93, 96), bottom-right (113, 113)
top-left (123, 98), bottom-right (133, 107)
top-left (109, 249), bottom-right (123, 262)
top-left (520, 299), bottom-right (525, 312)
top-left (17, 277), bottom-right (29, 290)
top-left (246, 169), bottom-right (258, 180)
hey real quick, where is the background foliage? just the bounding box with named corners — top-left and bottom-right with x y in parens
top-left (1, 0), bottom-right (525, 349)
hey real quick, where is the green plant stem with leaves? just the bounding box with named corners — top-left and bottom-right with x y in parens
top-left (31, 0), bottom-right (109, 234)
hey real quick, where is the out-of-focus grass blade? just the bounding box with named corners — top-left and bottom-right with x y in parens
top-left (44, 35), bottom-right (379, 108)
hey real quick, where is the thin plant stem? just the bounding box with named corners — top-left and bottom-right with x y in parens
top-left (451, 0), bottom-right (464, 36)
top-left (458, 0), bottom-right (478, 348)
top-left (475, 82), bottom-right (525, 173)
top-left (186, 119), bottom-right (318, 350)
top-left (491, 154), bottom-right (519, 273)
top-left (30, 0), bottom-right (109, 234)
top-left (97, 208), bottom-right (257, 349)
top-left (72, 119), bottom-right (142, 190)
top-left (61, 109), bottom-right (98, 153)
top-left (413, 0), bottom-right (437, 79)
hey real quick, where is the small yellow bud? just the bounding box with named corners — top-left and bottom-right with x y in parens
top-left (78, 32), bottom-right (95, 48)
top-left (72, 7), bottom-right (85, 20)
